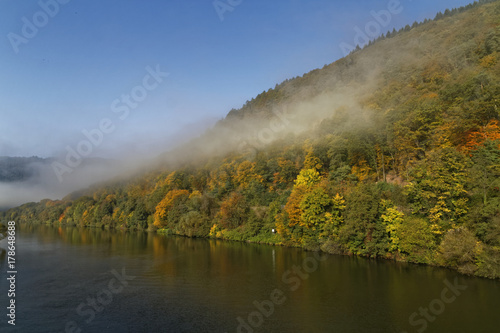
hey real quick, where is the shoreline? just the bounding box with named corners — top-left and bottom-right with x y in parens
top-left (14, 220), bottom-right (500, 281)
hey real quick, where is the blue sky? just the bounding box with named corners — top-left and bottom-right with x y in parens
top-left (0, 0), bottom-right (475, 158)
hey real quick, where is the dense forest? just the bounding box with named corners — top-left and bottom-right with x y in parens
top-left (2, 0), bottom-right (500, 278)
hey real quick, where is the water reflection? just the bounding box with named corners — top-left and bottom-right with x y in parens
top-left (2, 224), bottom-right (499, 333)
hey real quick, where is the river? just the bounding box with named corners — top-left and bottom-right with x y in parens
top-left (0, 224), bottom-right (498, 333)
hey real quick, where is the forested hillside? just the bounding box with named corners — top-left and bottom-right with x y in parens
top-left (2, 0), bottom-right (500, 278)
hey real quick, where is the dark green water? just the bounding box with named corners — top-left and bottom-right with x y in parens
top-left (0, 224), bottom-right (498, 333)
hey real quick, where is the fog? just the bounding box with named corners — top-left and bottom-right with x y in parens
top-left (0, 88), bottom-right (363, 210)
top-left (0, 158), bottom-right (136, 210)
top-left (164, 49), bottom-right (387, 167)
top-left (1, 39), bottom-right (412, 210)
top-left (0, 116), bottom-right (219, 210)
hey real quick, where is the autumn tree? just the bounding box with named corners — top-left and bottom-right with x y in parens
top-left (406, 146), bottom-right (470, 234)
top-left (235, 160), bottom-right (263, 188)
top-left (380, 200), bottom-right (405, 253)
top-left (303, 141), bottom-right (323, 171)
top-left (463, 120), bottom-right (500, 152)
top-left (216, 192), bottom-right (249, 229)
top-left (299, 187), bottom-right (331, 229)
top-left (153, 189), bottom-right (190, 228)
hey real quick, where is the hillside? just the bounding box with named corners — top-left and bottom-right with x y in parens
top-left (2, 0), bottom-right (500, 278)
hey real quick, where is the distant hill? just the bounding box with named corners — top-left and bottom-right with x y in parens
top-left (0, 156), bottom-right (51, 182)
top-left (0, 156), bottom-right (127, 210)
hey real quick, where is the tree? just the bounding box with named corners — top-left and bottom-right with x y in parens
top-left (320, 193), bottom-right (346, 241)
top-left (276, 157), bottom-right (299, 185)
top-left (470, 139), bottom-right (500, 205)
top-left (463, 120), bottom-right (500, 151)
top-left (406, 146), bottom-right (470, 234)
top-left (397, 216), bottom-right (436, 264)
top-left (235, 160), bottom-right (263, 188)
top-left (294, 168), bottom-right (321, 187)
top-left (299, 187), bottom-right (331, 229)
top-left (303, 142), bottom-right (323, 171)
top-left (130, 201), bottom-right (148, 230)
top-left (438, 227), bottom-right (481, 275)
top-left (153, 190), bottom-right (190, 228)
top-left (340, 184), bottom-right (381, 255)
top-left (284, 185), bottom-right (306, 228)
top-left (380, 201), bottom-right (405, 252)
top-left (217, 192), bottom-right (249, 229)
top-left (176, 211), bottom-right (209, 237)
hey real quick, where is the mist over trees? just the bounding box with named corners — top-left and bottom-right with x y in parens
top-left (2, 0), bottom-right (500, 278)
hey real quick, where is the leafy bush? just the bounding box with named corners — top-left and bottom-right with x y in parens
top-left (438, 227), bottom-right (480, 274)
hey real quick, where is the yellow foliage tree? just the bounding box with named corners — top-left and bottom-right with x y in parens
top-left (380, 202), bottom-right (405, 252)
top-left (351, 159), bottom-right (372, 181)
top-left (153, 189), bottom-right (190, 228)
top-left (294, 169), bottom-right (321, 187)
top-left (303, 141), bottom-right (323, 171)
top-left (235, 160), bottom-right (263, 188)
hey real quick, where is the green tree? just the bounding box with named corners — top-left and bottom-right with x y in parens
top-left (380, 201), bottom-right (405, 252)
top-left (470, 140), bottom-right (500, 205)
top-left (406, 146), bottom-right (470, 234)
top-left (340, 184), bottom-right (381, 256)
top-left (397, 216), bottom-right (436, 264)
top-left (438, 227), bottom-right (481, 275)
top-left (299, 187), bottom-right (331, 229)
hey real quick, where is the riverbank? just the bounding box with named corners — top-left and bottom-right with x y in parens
top-left (19, 219), bottom-right (499, 280)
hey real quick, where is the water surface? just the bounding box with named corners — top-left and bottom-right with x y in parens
top-left (0, 224), bottom-right (498, 333)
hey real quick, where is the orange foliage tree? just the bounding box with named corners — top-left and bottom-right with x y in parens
top-left (463, 120), bottom-right (500, 152)
top-left (216, 192), bottom-right (249, 229)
